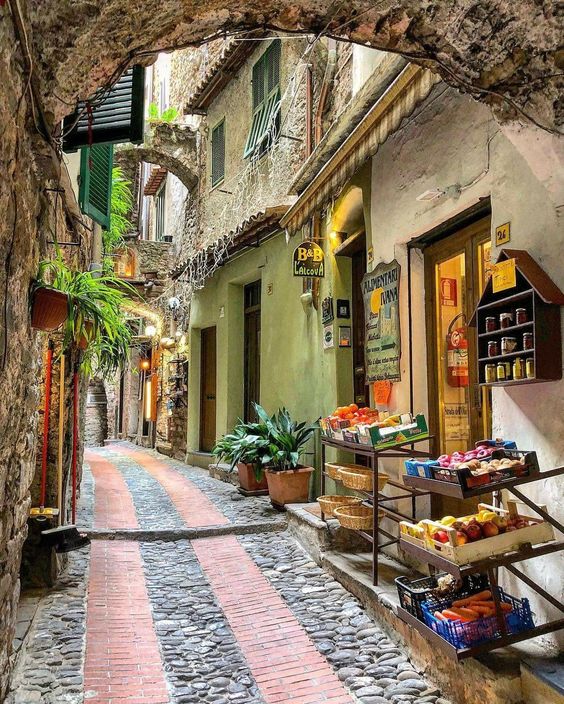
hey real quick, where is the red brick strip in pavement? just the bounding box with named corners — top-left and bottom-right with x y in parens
top-left (84, 540), bottom-right (170, 704)
top-left (86, 449), bottom-right (139, 530)
top-left (193, 535), bottom-right (354, 704)
top-left (112, 444), bottom-right (228, 528)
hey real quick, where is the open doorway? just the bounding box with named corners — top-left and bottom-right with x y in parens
top-left (200, 326), bottom-right (217, 452)
top-left (244, 281), bottom-right (261, 422)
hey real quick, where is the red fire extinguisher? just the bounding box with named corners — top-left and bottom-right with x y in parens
top-left (446, 313), bottom-right (469, 387)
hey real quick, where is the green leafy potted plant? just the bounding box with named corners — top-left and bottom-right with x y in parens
top-left (33, 251), bottom-right (136, 376)
top-left (254, 403), bottom-right (318, 509)
top-left (212, 421), bottom-right (270, 496)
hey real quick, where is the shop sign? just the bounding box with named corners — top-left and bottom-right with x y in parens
top-left (323, 324), bottom-right (334, 349)
top-left (495, 222), bottom-right (511, 246)
top-left (492, 258), bottom-right (517, 293)
top-left (338, 326), bottom-right (351, 348)
top-left (322, 296), bottom-right (334, 324)
top-left (361, 259), bottom-right (401, 382)
top-left (293, 240), bottom-right (325, 277)
top-left (444, 403), bottom-right (470, 440)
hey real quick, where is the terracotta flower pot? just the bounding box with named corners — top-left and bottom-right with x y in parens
top-left (265, 465), bottom-right (315, 510)
top-left (31, 287), bottom-right (69, 331)
top-left (237, 462), bottom-right (268, 496)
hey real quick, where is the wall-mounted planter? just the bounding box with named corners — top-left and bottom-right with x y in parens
top-left (31, 287), bottom-right (69, 331)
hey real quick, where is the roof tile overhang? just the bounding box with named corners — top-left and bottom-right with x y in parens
top-left (280, 65), bottom-right (441, 235)
top-left (170, 200), bottom-right (296, 279)
top-left (144, 167), bottom-right (167, 195)
top-left (185, 32), bottom-right (266, 114)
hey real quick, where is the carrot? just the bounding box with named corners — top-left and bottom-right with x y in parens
top-left (434, 611), bottom-right (446, 621)
top-left (449, 607), bottom-right (479, 621)
top-left (452, 590), bottom-right (492, 607)
top-left (466, 604), bottom-right (495, 616)
top-left (441, 609), bottom-right (462, 621)
top-left (471, 600), bottom-right (512, 612)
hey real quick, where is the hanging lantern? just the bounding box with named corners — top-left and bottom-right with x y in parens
top-left (139, 357), bottom-right (151, 371)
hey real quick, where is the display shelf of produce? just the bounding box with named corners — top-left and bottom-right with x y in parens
top-left (397, 606), bottom-right (564, 661)
top-left (398, 537), bottom-right (563, 580)
top-left (402, 466), bottom-right (563, 499)
top-left (320, 433), bottom-right (433, 585)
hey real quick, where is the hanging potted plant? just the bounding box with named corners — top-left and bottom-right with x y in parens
top-left (254, 403), bottom-right (318, 510)
top-left (30, 270), bottom-right (70, 332)
top-left (212, 421), bottom-right (270, 496)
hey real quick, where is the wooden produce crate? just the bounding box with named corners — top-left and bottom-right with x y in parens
top-left (420, 503), bottom-right (554, 565)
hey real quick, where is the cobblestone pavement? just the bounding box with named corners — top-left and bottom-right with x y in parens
top-left (8, 443), bottom-right (449, 704)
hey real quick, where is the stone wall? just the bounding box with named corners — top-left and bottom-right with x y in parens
top-left (136, 239), bottom-right (173, 278)
top-left (84, 379), bottom-right (109, 447)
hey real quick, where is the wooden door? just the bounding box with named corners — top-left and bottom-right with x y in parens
top-left (244, 281), bottom-right (261, 422)
top-left (200, 326), bottom-right (217, 452)
top-left (351, 247), bottom-right (370, 407)
top-left (425, 218), bottom-right (493, 515)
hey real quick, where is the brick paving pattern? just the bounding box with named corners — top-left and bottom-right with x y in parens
top-left (84, 541), bottom-right (170, 704)
top-left (8, 444), bottom-right (448, 704)
top-left (193, 535), bottom-right (354, 704)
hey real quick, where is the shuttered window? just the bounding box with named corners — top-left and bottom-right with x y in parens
top-left (211, 119), bottom-right (225, 187)
top-left (79, 144), bottom-right (114, 229)
top-left (243, 40), bottom-right (281, 159)
top-left (63, 66), bottom-right (145, 152)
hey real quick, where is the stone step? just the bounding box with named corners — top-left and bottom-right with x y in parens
top-left (521, 657), bottom-right (564, 704)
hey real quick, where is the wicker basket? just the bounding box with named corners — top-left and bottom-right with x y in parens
top-left (324, 462), bottom-right (343, 481)
top-left (340, 466), bottom-right (389, 492)
top-left (317, 495), bottom-right (362, 516)
top-left (334, 505), bottom-right (385, 530)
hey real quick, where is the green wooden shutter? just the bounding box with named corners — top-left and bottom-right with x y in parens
top-left (211, 119), bottom-right (225, 187)
top-left (79, 144), bottom-right (114, 229)
top-left (244, 40), bottom-right (281, 158)
top-left (63, 66), bottom-right (145, 152)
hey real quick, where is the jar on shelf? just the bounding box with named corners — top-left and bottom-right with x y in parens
top-left (485, 364), bottom-right (497, 383)
top-left (513, 357), bottom-right (525, 380)
top-left (501, 337), bottom-right (517, 354)
top-left (526, 357), bottom-right (535, 379)
top-left (504, 361), bottom-right (512, 379)
top-left (523, 332), bottom-right (533, 350)
top-left (485, 317), bottom-right (497, 332)
top-left (500, 312), bottom-right (513, 329)
top-left (515, 308), bottom-right (528, 325)
top-left (487, 340), bottom-right (499, 357)
top-left (496, 362), bottom-right (506, 381)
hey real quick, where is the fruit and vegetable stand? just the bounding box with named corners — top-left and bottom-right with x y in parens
top-left (320, 432), bottom-right (433, 585)
top-left (396, 464), bottom-right (564, 660)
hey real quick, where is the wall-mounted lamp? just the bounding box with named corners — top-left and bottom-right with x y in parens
top-left (145, 324), bottom-right (157, 337)
top-left (329, 231), bottom-right (345, 251)
top-left (139, 358), bottom-right (151, 371)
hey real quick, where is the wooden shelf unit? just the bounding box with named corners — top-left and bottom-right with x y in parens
top-left (470, 249), bottom-right (564, 386)
top-left (320, 434), bottom-right (432, 584)
top-left (397, 466), bottom-right (564, 660)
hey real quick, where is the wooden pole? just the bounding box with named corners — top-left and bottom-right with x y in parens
top-left (58, 353), bottom-right (65, 525)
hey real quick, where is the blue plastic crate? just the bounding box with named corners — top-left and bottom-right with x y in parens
top-left (421, 588), bottom-right (534, 649)
top-left (404, 459), bottom-right (436, 478)
top-left (478, 438), bottom-right (517, 450)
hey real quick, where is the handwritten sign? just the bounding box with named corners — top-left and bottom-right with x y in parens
top-left (492, 258), bottom-right (517, 293)
top-left (373, 380), bottom-right (392, 406)
top-left (361, 259), bottom-right (401, 382)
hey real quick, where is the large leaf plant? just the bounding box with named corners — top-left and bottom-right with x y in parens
top-left (35, 250), bottom-right (137, 378)
top-left (212, 421), bottom-right (270, 481)
top-left (253, 403), bottom-right (318, 471)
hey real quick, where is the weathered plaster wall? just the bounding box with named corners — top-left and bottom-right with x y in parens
top-left (369, 85), bottom-right (563, 649)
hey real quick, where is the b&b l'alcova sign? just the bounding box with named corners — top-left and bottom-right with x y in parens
top-left (293, 240), bottom-right (325, 277)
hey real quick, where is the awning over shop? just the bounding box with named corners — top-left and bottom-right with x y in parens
top-left (280, 65), bottom-right (441, 236)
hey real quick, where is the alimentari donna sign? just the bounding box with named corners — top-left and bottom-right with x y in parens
top-left (293, 240), bottom-right (325, 277)
top-left (361, 259), bottom-right (401, 382)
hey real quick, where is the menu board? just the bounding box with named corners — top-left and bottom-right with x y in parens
top-left (361, 259), bottom-right (401, 382)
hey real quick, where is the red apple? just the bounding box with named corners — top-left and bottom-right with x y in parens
top-left (464, 524), bottom-right (483, 542)
top-left (481, 521), bottom-right (499, 538)
top-left (455, 531), bottom-right (468, 546)
top-left (432, 530), bottom-right (449, 544)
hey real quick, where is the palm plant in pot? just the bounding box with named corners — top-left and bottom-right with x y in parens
top-left (212, 421), bottom-right (270, 496)
top-left (254, 403), bottom-right (318, 509)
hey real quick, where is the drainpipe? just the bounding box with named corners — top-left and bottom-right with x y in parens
top-left (305, 65), bottom-right (313, 158)
top-left (89, 222), bottom-right (103, 276)
top-left (314, 39), bottom-right (337, 146)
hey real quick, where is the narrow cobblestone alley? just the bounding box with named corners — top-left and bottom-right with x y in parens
top-left (7, 444), bottom-right (449, 704)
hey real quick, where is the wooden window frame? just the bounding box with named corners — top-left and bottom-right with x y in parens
top-left (79, 144), bottom-right (114, 229)
top-left (210, 118), bottom-right (226, 188)
top-left (243, 40), bottom-right (281, 159)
